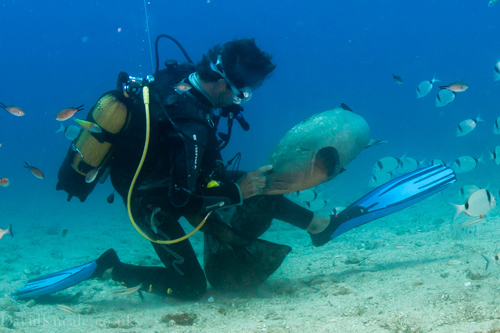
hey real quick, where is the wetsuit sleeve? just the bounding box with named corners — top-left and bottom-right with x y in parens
top-left (167, 121), bottom-right (242, 214)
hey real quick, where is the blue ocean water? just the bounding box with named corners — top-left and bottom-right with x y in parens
top-left (1, 0), bottom-right (500, 299)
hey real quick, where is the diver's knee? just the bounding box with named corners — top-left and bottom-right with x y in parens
top-left (176, 279), bottom-right (207, 300)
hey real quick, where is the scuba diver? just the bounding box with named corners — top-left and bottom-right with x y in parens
top-left (12, 36), bottom-right (457, 301)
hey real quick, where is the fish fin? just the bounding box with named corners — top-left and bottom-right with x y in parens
top-left (481, 254), bottom-right (491, 270)
top-left (431, 75), bottom-right (440, 84)
top-left (310, 165), bottom-right (456, 246)
top-left (56, 123), bottom-right (65, 134)
top-left (453, 203), bottom-right (464, 221)
top-left (476, 114), bottom-right (484, 122)
top-left (439, 85), bottom-right (448, 89)
top-left (8, 224), bottom-right (13, 238)
top-left (365, 139), bottom-right (387, 149)
top-left (478, 153), bottom-right (487, 165)
top-left (339, 103), bottom-right (353, 112)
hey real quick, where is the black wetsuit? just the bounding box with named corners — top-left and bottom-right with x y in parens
top-left (58, 71), bottom-right (314, 300)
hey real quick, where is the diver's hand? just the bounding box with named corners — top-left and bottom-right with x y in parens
top-left (237, 165), bottom-right (273, 200)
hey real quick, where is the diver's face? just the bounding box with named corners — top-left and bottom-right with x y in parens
top-left (214, 80), bottom-right (239, 107)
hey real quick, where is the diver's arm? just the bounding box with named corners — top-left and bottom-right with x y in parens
top-left (168, 121), bottom-right (244, 213)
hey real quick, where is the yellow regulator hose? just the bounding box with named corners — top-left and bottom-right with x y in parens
top-left (126, 86), bottom-right (210, 244)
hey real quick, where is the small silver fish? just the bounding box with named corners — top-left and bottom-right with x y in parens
top-left (435, 89), bottom-right (456, 107)
top-left (85, 167), bottom-right (100, 183)
top-left (288, 189), bottom-right (317, 202)
top-left (452, 155), bottom-right (484, 173)
top-left (368, 172), bottom-right (392, 187)
top-left (332, 206), bottom-right (346, 217)
top-left (416, 76), bottom-right (439, 98)
top-left (482, 250), bottom-right (500, 270)
top-left (494, 59), bottom-right (500, 80)
top-left (494, 116), bottom-right (500, 134)
top-left (490, 146), bottom-right (500, 165)
top-left (56, 124), bottom-right (82, 141)
top-left (459, 185), bottom-right (480, 200)
top-left (456, 116), bottom-right (483, 137)
top-left (173, 82), bottom-right (192, 92)
top-left (57, 304), bottom-right (77, 314)
top-left (372, 156), bottom-right (400, 175)
top-left (392, 74), bottom-right (403, 84)
top-left (454, 188), bottom-right (496, 219)
top-left (113, 283), bottom-right (143, 296)
top-left (396, 155), bottom-right (424, 174)
top-left (440, 81), bottom-right (468, 92)
top-left (306, 198), bottom-right (327, 212)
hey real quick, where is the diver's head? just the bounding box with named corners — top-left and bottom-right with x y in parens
top-left (197, 38), bottom-right (276, 106)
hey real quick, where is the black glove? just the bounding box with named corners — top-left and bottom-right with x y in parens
top-left (56, 152), bottom-right (97, 202)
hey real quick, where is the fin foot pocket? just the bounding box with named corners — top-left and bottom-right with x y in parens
top-left (12, 249), bottom-right (120, 300)
top-left (309, 165), bottom-right (456, 247)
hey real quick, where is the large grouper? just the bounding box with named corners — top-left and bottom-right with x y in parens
top-left (264, 106), bottom-right (381, 194)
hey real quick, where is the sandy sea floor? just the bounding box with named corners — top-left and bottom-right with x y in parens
top-left (2, 175), bottom-right (500, 333)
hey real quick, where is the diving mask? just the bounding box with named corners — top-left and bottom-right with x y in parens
top-left (210, 55), bottom-right (252, 104)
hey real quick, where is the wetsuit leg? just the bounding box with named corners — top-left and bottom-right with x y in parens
top-left (110, 218), bottom-right (206, 300)
top-left (230, 195), bottom-right (314, 239)
top-left (110, 202), bottom-right (207, 300)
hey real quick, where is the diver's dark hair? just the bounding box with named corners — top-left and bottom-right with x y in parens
top-left (197, 38), bottom-right (276, 89)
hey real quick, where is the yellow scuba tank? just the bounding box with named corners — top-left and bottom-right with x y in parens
top-left (70, 92), bottom-right (130, 176)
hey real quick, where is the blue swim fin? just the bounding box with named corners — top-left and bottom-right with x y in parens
top-left (12, 249), bottom-right (119, 299)
top-left (310, 165), bottom-right (456, 247)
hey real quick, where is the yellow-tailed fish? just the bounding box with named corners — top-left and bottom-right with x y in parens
top-left (74, 119), bottom-right (102, 133)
